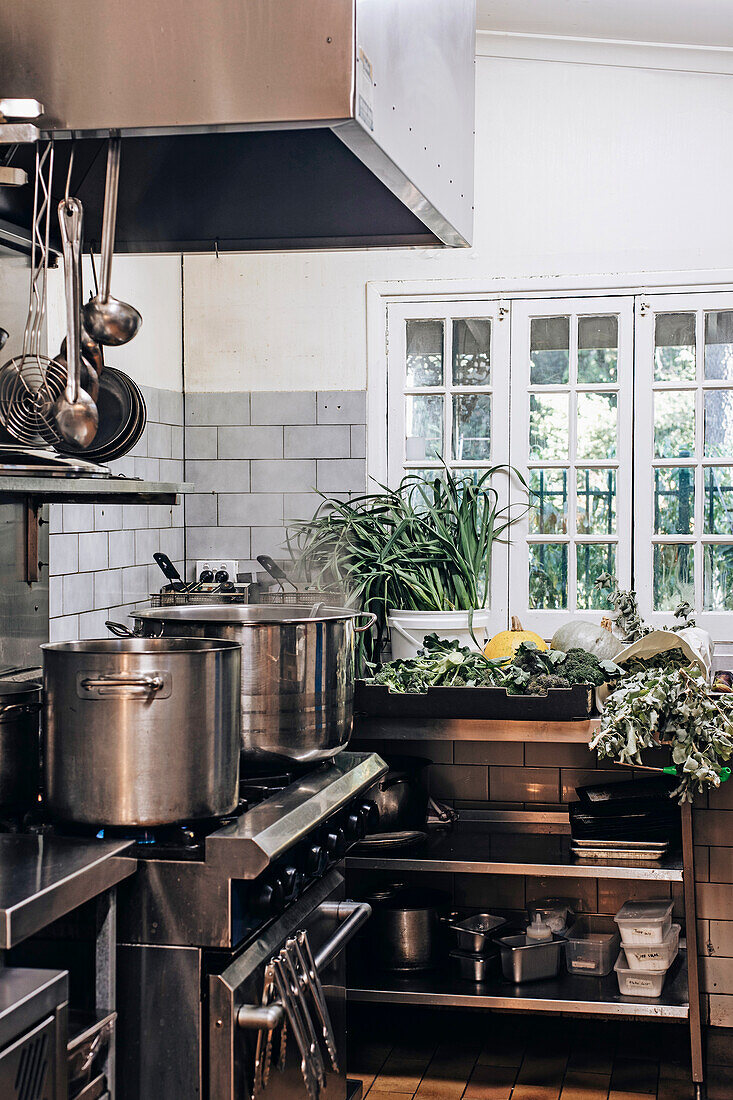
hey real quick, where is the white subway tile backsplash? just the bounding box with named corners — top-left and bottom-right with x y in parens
top-left (62, 504), bottom-right (95, 534)
top-left (78, 531), bottom-right (109, 572)
top-left (94, 504), bottom-right (123, 532)
top-left (49, 615), bottom-right (80, 643)
top-left (108, 529), bottom-right (136, 570)
top-left (251, 459), bottom-right (316, 494)
top-left (250, 391), bottom-right (315, 425)
top-left (187, 459), bottom-right (250, 493)
top-left (94, 569), bottom-right (123, 611)
top-left (186, 392), bottom-right (250, 426)
top-left (63, 572), bottom-right (95, 615)
top-left (186, 525), bottom-right (250, 560)
top-left (122, 564), bottom-right (151, 605)
top-left (285, 425), bottom-right (350, 459)
top-left (186, 426), bottom-right (218, 459)
top-left (218, 425), bottom-right (283, 460)
top-left (250, 527), bottom-right (288, 559)
top-left (316, 390), bottom-right (366, 424)
top-left (316, 458), bottom-right (366, 493)
top-left (219, 493), bottom-right (283, 527)
top-left (122, 504), bottom-right (149, 529)
top-left (49, 533), bottom-right (79, 576)
top-left (185, 493), bottom-right (218, 527)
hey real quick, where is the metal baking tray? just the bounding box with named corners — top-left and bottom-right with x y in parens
top-left (571, 841), bottom-right (669, 864)
top-left (572, 838), bottom-right (670, 852)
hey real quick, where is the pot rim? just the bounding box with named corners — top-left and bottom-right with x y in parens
top-left (130, 603), bottom-right (363, 626)
top-left (41, 638), bottom-right (242, 654)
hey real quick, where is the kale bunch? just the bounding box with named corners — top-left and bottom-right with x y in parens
top-left (510, 641), bottom-right (621, 688)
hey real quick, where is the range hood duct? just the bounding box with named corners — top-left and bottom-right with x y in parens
top-left (0, 0), bottom-right (475, 252)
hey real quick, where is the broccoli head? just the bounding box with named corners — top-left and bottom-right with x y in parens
top-left (525, 673), bottom-right (571, 695)
top-left (559, 647), bottom-right (622, 686)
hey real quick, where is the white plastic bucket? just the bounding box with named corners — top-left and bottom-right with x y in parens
top-left (387, 609), bottom-right (493, 660)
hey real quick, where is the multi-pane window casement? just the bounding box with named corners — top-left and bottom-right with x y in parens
top-left (385, 300), bottom-right (511, 631)
top-left (509, 298), bottom-right (634, 634)
top-left (635, 292), bottom-right (733, 638)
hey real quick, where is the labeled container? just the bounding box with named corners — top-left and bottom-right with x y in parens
top-left (449, 913), bottom-right (507, 954)
top-left (498, 933), bottom-right (566, 983)
top-left (614, 900), bottom-right (674, 946)
top-left (614, 949), bottom-right (668, 998)
top-left (622, 924), bottom-right (680, 972)
top-left (564, 919), bottom-right (620, 977)
top-left (450, 948), bottom-right (500, 982)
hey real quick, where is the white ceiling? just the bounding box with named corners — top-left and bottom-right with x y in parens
top-left (477, 0), bottom-right (733, 49)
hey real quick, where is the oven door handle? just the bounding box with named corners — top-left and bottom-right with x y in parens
top-left (313, 900), bottom-right (372, 972)
top-left (236, 900), bottom-right (371, 1031)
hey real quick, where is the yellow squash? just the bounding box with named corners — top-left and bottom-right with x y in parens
top-left (484, 616), bottom-right (548, 663)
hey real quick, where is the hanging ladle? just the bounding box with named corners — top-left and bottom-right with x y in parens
top-left (54, 197), bottom-right (99, 448)
top-left (82, 135), bottom-right (141, 346)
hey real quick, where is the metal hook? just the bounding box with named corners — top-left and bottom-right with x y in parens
top-left (89, 244), bottom-right (99, 298)
top-left (214, 238), bottom-right (219, 259)
top-left (63, 142), bottom-right (75, 209)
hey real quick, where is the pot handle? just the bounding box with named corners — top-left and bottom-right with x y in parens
top-left (105, 620), bottom-right (134, 637)
top-left (388, 621), bottom-right (422, 648)
top-left (78, 672), bottom-right (171, 698)
top-left (0, 701), bottom-right (41, 719)
top-left (353, 612), bottom-right (377, 634)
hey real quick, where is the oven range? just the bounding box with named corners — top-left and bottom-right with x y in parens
top-left (109, 750), bottom-right (386, 1100)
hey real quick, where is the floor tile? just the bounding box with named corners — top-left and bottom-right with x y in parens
top-left (559, 1071), bottom-right (611, 1100)
top-left (462, 1062), bottom-right (516, 1099)
top-left (609, 1058), bottom-right (659, 1096)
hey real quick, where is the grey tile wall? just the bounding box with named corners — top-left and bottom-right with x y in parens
top-left (183, 390), bottom-right (366, 573)
top-left (48, 384), bottom-right (185, 641)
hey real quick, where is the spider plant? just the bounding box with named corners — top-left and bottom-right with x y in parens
top-left (288, 465), bottom-right (527, 666)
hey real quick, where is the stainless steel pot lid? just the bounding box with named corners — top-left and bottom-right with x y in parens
top-left (131, 603), bottom-right (364, 625)
top-left (41, 638), bottom-right (242, 654)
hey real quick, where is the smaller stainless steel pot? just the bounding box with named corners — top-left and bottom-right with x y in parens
top-left (367, 756), bottom-right (431, 833)
top-left (366, 884), bottom-right (448, 971)
top-left (0, 680), bottom-right (41, 811)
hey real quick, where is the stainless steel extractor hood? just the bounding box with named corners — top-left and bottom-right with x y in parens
top-left (0, 0), bottom-right (475, 252)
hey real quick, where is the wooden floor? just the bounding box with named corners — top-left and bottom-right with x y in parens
top-left (347, 1006), bottom-right (732, 1100)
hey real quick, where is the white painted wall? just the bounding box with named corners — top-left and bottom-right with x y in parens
top-left (184, 53), bottom-right (733, 391)
top-left (46, 254), bottom-right (183, 393)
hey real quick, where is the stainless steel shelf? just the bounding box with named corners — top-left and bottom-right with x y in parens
top-left (353, 717), bottom-right (600, 743)
top-left (0, 476), bottom-right (191, 503)
top-left (346, 825), bottom-right (683, 881)
top-left (347, 951), bottom-right (690, 1019)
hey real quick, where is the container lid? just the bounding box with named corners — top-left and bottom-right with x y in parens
top-left (567, 930), bottom-right (617, 945)
top-left (449, 947), bottom-right (498, 961)
top-left (614, 900), bottom-right (674, 924)
top-left (0, 679), bottom-right (40, 708)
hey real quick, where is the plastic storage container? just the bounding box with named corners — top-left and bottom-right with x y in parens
top-left (622, 924), bottom-right (680, 972)
top-left (564, 920), bottom-right (620, 977)
top-left (614, 949), bottom-right (668, 998)
top-left (498, 933), bottom-right (566, 983)
top-left (614, 900), bottom-right (674, 945)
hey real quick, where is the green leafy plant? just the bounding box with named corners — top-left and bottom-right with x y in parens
top-left (591, 666), bottom-right (733, 802)
top-left (289, 466), bottom-right (526, 665)
top-left (594, 571), bottom-right (696, 640)
top-left (366, 637), bottom-right (621, 697)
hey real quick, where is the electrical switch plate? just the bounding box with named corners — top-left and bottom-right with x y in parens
top-left (196, 559), bottom-right (238, 580)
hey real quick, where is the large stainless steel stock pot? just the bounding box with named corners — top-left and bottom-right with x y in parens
top-left (42, 637), bottom-right (241, 826)
top-left (109, 604), bottom-right (376, 764)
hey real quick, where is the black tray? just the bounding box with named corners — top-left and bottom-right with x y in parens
top-left (354, 680), bottom-right (595, 721)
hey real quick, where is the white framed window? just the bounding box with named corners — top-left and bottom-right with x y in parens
top-left (383, 300), bottom-right (511, 631)
top-left (635, 291), bottom-right (733, 638)
top-left (509, 298), bottom-right (634, 633)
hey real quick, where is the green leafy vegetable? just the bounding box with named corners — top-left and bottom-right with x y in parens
top-left (366, 637), bottom-right (621, 696)
top-left (591, 666), bottom-right (733, 802)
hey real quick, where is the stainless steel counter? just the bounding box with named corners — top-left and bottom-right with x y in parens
top-left (0, 834), bottom-right (137, 948)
